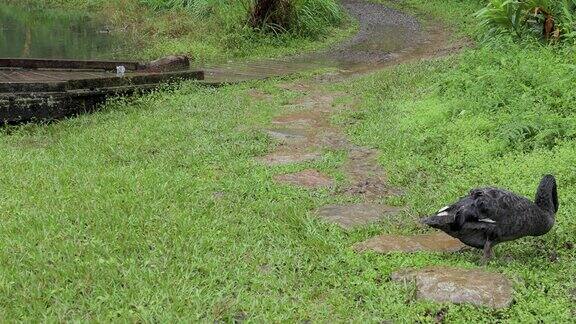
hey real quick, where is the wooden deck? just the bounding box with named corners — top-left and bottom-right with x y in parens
top-left (0, 58), bottom-right (204, 123)
top-left (0, 69), bottom-right (115, 83)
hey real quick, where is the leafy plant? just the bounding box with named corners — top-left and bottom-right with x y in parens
top-left (476, 0), bottom-right (576, 42)
top-left (555, 0), bottom-right (576, 42)
top-left (476, 0), bottom-right (526, 38)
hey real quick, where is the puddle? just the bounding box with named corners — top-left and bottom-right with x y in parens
top-left (0, 4), bottom-right (128, 59)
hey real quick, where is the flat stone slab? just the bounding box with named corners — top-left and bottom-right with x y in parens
top-left (257, 152), bottom-right (322, 166)
top-left (266, 128), bottom-right (308, 142)
top-left (354, 232), bottom-right (468, 254)
top-left (315, 203), bottom-right (400, 229)
top-left (274, 169), bottom-right (333, 188)
top-left (272, 117), bottom-right (315, 127)
top-left (391, 266), bottom-right (513, 309)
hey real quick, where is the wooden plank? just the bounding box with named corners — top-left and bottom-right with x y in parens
top-left (0, 58), bottom-right (145, 71)
top-left (0, 70), bottom-right (204, 93)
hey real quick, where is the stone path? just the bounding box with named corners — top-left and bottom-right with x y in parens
top-left (257, 79), bottom-right (513, 310)
top-left (260, 82), bottom-right (401, 231)
top-left (250, 0), bottom-right (512, 311)
top-left (391, 266), bottom-right (514, 309)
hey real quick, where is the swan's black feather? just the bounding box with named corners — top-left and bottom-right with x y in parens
top-left (421, 175), bottom-right (557, 254)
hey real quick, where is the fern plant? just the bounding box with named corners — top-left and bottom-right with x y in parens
top-left (476, 0), bottom-right (526, 38)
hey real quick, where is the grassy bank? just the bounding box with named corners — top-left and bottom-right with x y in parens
top-left (5, 0), bottom-right (352, 63)
top-left (0, 0), bottom-right (575, 322)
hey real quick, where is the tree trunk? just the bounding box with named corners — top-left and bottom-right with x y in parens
top-left (249, 0), bottom-right (292, 30)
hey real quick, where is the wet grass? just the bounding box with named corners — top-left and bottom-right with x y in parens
top-left (332, 49), bottom-right (576, 321)
top-left (0, 0), bottom-right (575, 322)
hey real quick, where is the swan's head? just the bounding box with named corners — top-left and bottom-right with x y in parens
top-left (420, 214), bottom-right (452, 231)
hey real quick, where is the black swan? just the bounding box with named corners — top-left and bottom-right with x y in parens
top-left (421, 175), bottom-right (558, 263)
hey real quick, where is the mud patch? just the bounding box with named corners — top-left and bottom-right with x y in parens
top-left (345, 147), bottom-right (387, 183)
top-left (354, 232), bottom-right (468, 254)
top-left (315, 203), bottom-right (401, 229)
top-left (247, 88), bottom-right (273, 102)
top-left (313, 129), bottom-right (350, 150)
top-left (339, 179), bottom-right (403, 199)
top-left (274, 169), bottom-right (334, 188)
top-left (339, 146), bottom-right (402, 199)
top-left (391, 266), bottom-right (513, 309)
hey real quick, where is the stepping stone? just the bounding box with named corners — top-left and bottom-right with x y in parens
top-left (271, 111), bottom-right (327, 128)
top-left (257, 152), bottom-right (322, 166)
top-left (274, 169), bottom-right (333, 188)
top-left (316, 203), bottom-right (400, 229)
top-left (354, 232), bottom-right (468, 254)
top-left (247, 89), bottom-right (272, 101)
top-left (391, 266), bottom-right (513, 309)
top-left (340, 179), bottom-right (401, 199)
top-left (314, 130), bottom-right (350, 149)
top-left (266, 128), bottom-right (308, 142)
top-left (272, 117), bottom-right (315, 127)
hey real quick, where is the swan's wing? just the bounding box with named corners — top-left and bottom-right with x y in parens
top-left (470, 187), bottom-right (534, 224)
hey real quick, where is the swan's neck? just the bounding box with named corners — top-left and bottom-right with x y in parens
top-left (535, 175), bottom-right (558, 215)
top-left (533, 212), bottom-right (556, 236)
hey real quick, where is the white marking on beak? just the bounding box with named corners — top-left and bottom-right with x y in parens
top-left (437, 211), bottom-right (449, 217)
top-left (438, 205), bottom-right (449, 213)
top-left (479, 218), bottom-right (496, 224)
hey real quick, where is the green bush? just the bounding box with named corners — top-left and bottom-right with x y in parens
top-left (476, 0), bottom-right (576, 42)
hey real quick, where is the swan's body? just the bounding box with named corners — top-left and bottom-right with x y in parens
top-left (421, 175), bottom-right (558, 263)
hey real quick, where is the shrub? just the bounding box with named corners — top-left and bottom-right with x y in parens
top-left (476, 0), bottom-right (576, 42)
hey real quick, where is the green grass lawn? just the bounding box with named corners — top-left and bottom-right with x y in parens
top-left (0, 0), bottom-right (575, 322)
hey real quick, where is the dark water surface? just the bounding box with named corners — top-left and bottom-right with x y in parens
top-left (0, 5), bottom-right (126, 59)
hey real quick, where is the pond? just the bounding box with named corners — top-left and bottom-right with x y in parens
top-left (0, 4), bottom-right (128, 60)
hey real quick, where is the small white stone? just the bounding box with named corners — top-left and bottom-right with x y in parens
top-left (116, 65), bottom-right (126, 77)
